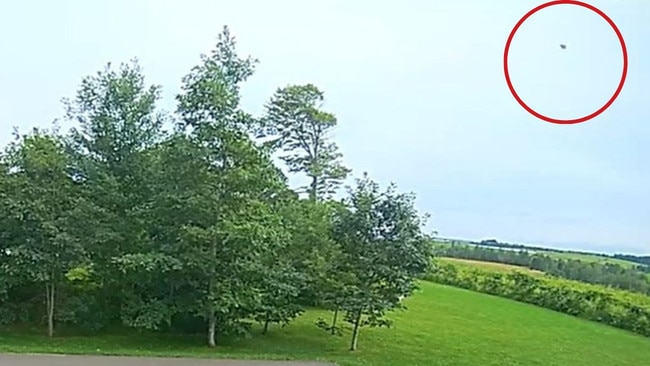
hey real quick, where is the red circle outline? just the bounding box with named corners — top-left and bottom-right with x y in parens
top-left (503, 0), bottom-right (628, 124)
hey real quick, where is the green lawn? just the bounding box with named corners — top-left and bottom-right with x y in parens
top-left (2, 282), bottom-right (650, 366)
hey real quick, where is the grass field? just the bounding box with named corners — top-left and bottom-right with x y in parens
top-left (2, 282), bottom-right (650, 366)
top-left (439, 257), bottom-right (544, 275)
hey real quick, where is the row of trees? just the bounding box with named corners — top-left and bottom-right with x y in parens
top-left (473, 239), bottom-right (650, 269)
top-left (613, 254), bottom-right (650, 269)
top-left (425, 262), bottom-right (650, 338)
top-left (435, 244), bottom-right (650, 294)
top-left (0, 26), bottom-right (433, 351)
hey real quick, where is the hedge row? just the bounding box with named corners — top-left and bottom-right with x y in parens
top-left (423, 262), bottom-right (650, 337)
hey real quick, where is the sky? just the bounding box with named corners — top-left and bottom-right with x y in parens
top-left (0, 0), bottom-right (648, 254)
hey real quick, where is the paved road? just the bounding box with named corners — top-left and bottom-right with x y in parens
top-left (0, 354), bottom-right (335, 366)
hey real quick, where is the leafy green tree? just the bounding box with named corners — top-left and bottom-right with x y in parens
top-left (62, 59), bottom-right (166, 329)
top-left (261, 83), bottom-right (352, 332)
top-left (0, 154), bottom-right (15, 321)
top-left (176, 25), bottom-right (258, 133)
top-left (64, 59), bottom-right (165, 169)
top-left (254, 261), bottom-right (305, 334)
top-left (315, 257), bottom-right (356, 337)
top-left (277, 199), bottom-right (340, 304)
top-left (118, 102), bottom-right (291, 342)
top-left (171, 26), bottom-right (289, 347)
top-left (0, 128), bottom-right (89, 336)
top-left (332, 173), bottom-right (433, 351)
top-left (262, 84), bottom-right (350, 201)
top-left (154, 132), bottom-right (286, 347)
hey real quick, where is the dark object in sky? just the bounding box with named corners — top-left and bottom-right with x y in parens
top-left (560, 44), bottom-right (567, 49)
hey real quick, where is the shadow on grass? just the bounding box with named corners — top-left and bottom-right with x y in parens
top-left (0, 318), bottom-right (348, 363)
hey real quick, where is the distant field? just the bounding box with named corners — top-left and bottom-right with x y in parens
top-left (439, 257), bottom-right (544, 275)
top-left (434, 241), bottom-right (641, 268)
top-left (543, 251), bottom-right (639, 267)
top-left (2, 281), bottom-right (650, 366)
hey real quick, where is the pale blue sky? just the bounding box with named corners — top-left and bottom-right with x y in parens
top-left (0, 1), bottom-right (648, 254)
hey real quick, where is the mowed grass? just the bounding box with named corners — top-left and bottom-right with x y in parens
top-left (439, 257), bottom-right (544, 275)
top-left (2, 282), bottom-right (650, 366)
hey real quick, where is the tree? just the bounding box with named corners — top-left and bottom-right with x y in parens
top-left (172, 25), bottom-right (290, 347)
top-left (0, 150), bottom-right (18, 308)
top-left (332, 173), bottom-right (433, 351)
top-left (144, 129), bottom-right (288, 346)
top-left (253, 260), bottom-right (305, 334)
top-left (62, 59), bottom-right (167, 330)
top-left (176, 25), bottom-right (258, 134)
top-left (0, 128), bottom-right (88, 336)
top-left (276, 198), bottom-right (341, 305)
top-left (262, 84), bottom-right (350, 201)
top-left (315, 253), bottom-right (355, 337)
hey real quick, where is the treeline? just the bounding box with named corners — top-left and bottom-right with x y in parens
top-left (472, 239), bottom-right (650, 268)
top-left (471, 239), bottom-right (570, 252)
top-left (0, 26), bottom-right (433, 352)
top-left (613, 255), bottom-right (650, 268)
top-left (425, 262), bottom-right (650, 338)
top-left (435, 244), bottom-right (650, 294)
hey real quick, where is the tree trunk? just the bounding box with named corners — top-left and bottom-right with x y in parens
top-left (207, 240), bottom-right (218, 347)
top-left (330, 306), bottom-right (339, 335)
top-left (45, 282), bottom-right (55, 337)
top-left (349, 309), bottom-right (362, 351)
top-left (207, 311), bottom-right (217, 347)
top-left (166, 283), bottom-right (175, 329)
top-left (263, 317), bottom-right (270, 335)
top-left (309, 133), bottom-right (320, 201)
top-left (309, 175), bottom-right (318, 201)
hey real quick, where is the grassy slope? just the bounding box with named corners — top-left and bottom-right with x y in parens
top-left (2, 282), bottom-right (650, 366)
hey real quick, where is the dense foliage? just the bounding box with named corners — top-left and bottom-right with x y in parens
top-left (435, 243), bottom-right (650, 294)
top-left (0, 26), bottom-right (431, 351)
top-left (329, 174), bottom-right (432, 350)
top-left (425, 261), bottom-right (650, 337)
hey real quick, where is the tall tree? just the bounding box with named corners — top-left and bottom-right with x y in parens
top-left (263, 84), bottom-right (351, 201)
top-left (62, 59), bottom-right (166, 328)
top-left (1, 128), bottom-right (88, 336)
top-left (332, 173), bottom-right (433, 351)
top-left (172, 25), bottom-right (290, 347)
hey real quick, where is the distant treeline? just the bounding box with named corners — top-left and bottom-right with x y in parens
top-left (460, 239), bottom-right (650, 269)
top-left (612, 254), bottom-right (650, 268)
top-left (434, 244), bottom-right (650, 295)
top-left (424, 263), bottom-right (650, 339)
